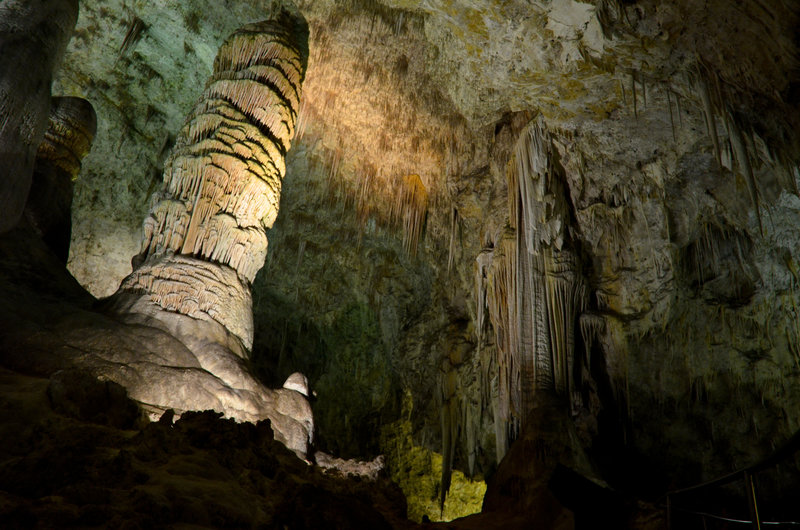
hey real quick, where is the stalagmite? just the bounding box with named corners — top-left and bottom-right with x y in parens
top-left (0, 0), bottom-right (79, 233)
top-left (109, 13), bottom-right (308, 358)
top-left (96, 14), bottom-right (317, 454)
top-left (25, 97), bottom-right (96, 262)
top-left (0, 7), bottom-right (318, 461)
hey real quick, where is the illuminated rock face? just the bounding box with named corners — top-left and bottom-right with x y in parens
top-left (0, 0), bottom-right (79, 233)
top-left (110, 14), bottom-right (308, 356)
top-left (275, 372), bottom-right (314, 459)
top-left (70, 12), bottom-right (315, 458)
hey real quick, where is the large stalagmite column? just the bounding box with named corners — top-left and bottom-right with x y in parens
top-left (0, 0), bottom-right (79, 233)
top-left (109, 13), bottom-right (308, 365)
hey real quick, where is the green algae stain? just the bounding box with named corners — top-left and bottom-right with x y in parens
top-left (379, 391), bottom-right (486, 522)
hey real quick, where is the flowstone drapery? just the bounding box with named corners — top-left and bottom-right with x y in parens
top-left (479, 117), bottom-right (586, 460)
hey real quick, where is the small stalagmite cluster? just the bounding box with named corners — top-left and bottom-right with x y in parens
top-left (110, 13), bottom-right (308, 356)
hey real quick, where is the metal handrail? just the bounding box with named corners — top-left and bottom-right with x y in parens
top-left (664, 428), bottom-right (800, 529)
top-left (670, 506), bottom-right (800, 526)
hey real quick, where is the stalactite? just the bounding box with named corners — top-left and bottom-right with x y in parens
top-left (447, 207), bottom-right (459, 272)
top-left (390, 173), bottom-right (428, 256)
top-left (579, 312), bottom-right (605, 368)
top-left (439, 393), bottom-right (457, 513)
top-left (689, 60), bottom-right (800, 233)
top-left (726, 111), bottom-right (763, 234)
top-left (112, 12), bottom-right (308, 355)
top-left (119, 16), bottom-right (145, 56)
top-left (480, 116), bottom-right (587, 460)
top-left (464, 399), bottom-right (478, 477)
top-left (438, 338), bottom-right (468, 512)
top-left (475, 247), bottom-right (494, 351)
top-left (698, 73), bottom-right (722, 169)
top-left (641, 73), bottom-right (647, 108)
top-left (667, 89), bottom-right (676, 142)
top-left (486, 229), bottom-right (518, 461)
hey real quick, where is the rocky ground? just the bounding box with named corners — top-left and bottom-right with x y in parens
top-left (0, 367), bottom-right (413, 529)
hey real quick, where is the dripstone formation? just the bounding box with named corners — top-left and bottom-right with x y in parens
top-left (109, 13), bottom-right (308, 360)
top-left (3, 0), bottom-right (800, 526)
top-left (25, 96), bottom-right (97, 262)
top-left (99, 12), bottom-right (315, 450)
top-left (0, 5), bottom-right (317, 462)
top-left (0, 0), bottom-right (79, 233)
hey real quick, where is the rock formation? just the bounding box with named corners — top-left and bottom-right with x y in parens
top-left (0, 0), bottom-right (79, 233)
top-left (0, 6), bottom-right (318, 462)
top-left (3, 0), bottom-right (800, 525)
top-left (25, 96), bottom-right (97, 262)
top-left (95, 12), bottom-right (314, 455)
top-left (275, 372), bottom-right (315, 459)
top-left (85, 12), bottom-right (309, 427)
top-left (108, 13), bottom-right (308, 359)
top-left (480, 117), bottom-right (587, 462)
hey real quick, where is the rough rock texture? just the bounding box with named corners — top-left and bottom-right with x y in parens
top-left (25, 96), bottom-right (97, 262)
top-left (0, 6), bottom-right (318, 465)
top-left (0, 0), bottom-right (79, 233)
top-left (28, 0), bottom-right (800, 525)
top-left (0, 368), bottom-right (412, 529)
top-left (97, 11), bottom-right (318, 457)
top-left (108, 12), bottom-right (308, 354)
top-left (0, 218), bottom-right (315, 460)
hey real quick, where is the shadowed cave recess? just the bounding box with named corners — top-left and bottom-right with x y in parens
top-left (2, 0), bottom-right (800, 528)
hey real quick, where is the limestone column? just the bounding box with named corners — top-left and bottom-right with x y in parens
top-left (25, 97), bottom-right (97, 262)
top-left (109, 13), bottom-right (308, 364)
top-left (0, 0), bottom-right (79, 233)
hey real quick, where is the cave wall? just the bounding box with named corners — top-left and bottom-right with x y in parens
top-left (56, 0), bottom-right (800, 516)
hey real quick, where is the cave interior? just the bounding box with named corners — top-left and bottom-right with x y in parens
top-left (1, 0), bottom-right (800, 528)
